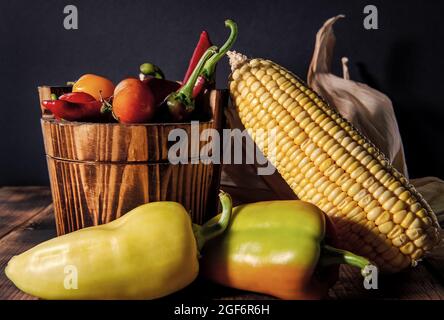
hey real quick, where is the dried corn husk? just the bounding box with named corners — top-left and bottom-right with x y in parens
top-left (308, 15), bottom-right (408, 177)
top-left (307, 15), bottom-right (443, 258)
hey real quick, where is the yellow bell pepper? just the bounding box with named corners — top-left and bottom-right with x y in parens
top-left (5, 192), bottom-right (232, 300)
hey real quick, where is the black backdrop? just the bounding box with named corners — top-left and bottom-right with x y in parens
top-left (1, 0), bottom-right (443, 185)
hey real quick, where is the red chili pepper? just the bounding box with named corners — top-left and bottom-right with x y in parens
top-left (191, 74), bottom-right (208, 99)
top-left (42, 92), bottom-right (103, 121)
top-left (58, 92), bottom-right (96, 103)
top-left (182, 31), bottom-right (212, 85)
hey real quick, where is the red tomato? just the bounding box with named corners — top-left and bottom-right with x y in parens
top-left (112, 78), bottom-right (156, 123)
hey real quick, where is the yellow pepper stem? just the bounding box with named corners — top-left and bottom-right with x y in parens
top-left (194, 191), bottom-right (232, 251)
top-left (319, 244), bottom-right (375, 277)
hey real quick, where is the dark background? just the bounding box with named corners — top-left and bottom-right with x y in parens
top-left (1, 0), bottom-right (443, 185)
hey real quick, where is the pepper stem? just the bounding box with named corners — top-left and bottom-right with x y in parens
top-left (319, 245), bottom-right (374, 277)
top-left (201, 19), bottom-right (238, 80)
top-left (177, 46), bottom-right (217, 106)
top-left (99, 91), bottom-right (113, 114)
top-left (194, 191), bottom-right (232, 251)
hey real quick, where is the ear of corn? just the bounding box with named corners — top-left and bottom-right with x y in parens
top-left (228, 51), bottom-right (441, 272)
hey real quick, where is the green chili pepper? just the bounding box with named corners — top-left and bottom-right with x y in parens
top-left (165, 46), bottom-right (218, 122)
top-left (139, 63), bottom-right (165, 80)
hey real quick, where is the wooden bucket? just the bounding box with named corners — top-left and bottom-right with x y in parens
top-left (38, 86), bottom-right (227, 235)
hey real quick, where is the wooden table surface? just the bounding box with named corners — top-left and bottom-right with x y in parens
top-left (1, 163), bottom-right (444, 300)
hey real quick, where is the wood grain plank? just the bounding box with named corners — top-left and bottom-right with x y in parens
top-left (329, 264), bottom-right (444, 300)
top-left (424, 259), bottom-right (444, 285)
top-left (0, 204), bottom-right (55, 300)
top-left (1, 186), bottom-right (443, 300)
top-left (0, 187), bottom-right (52, 239)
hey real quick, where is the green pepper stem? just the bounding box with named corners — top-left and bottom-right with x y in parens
top-left (194, 190), bottom-right (232, 251)
top-left (179, 46), bottom-right (218, 101)
top-left (201, 19), bottom-right (238, 80)
top-left (320, 245), bottom-right (374, 277)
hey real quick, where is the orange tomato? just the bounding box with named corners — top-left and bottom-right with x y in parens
top-left (113, 78), bottom-right (156, 123)
top-left (72, 74), bottom-right (115, 101)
